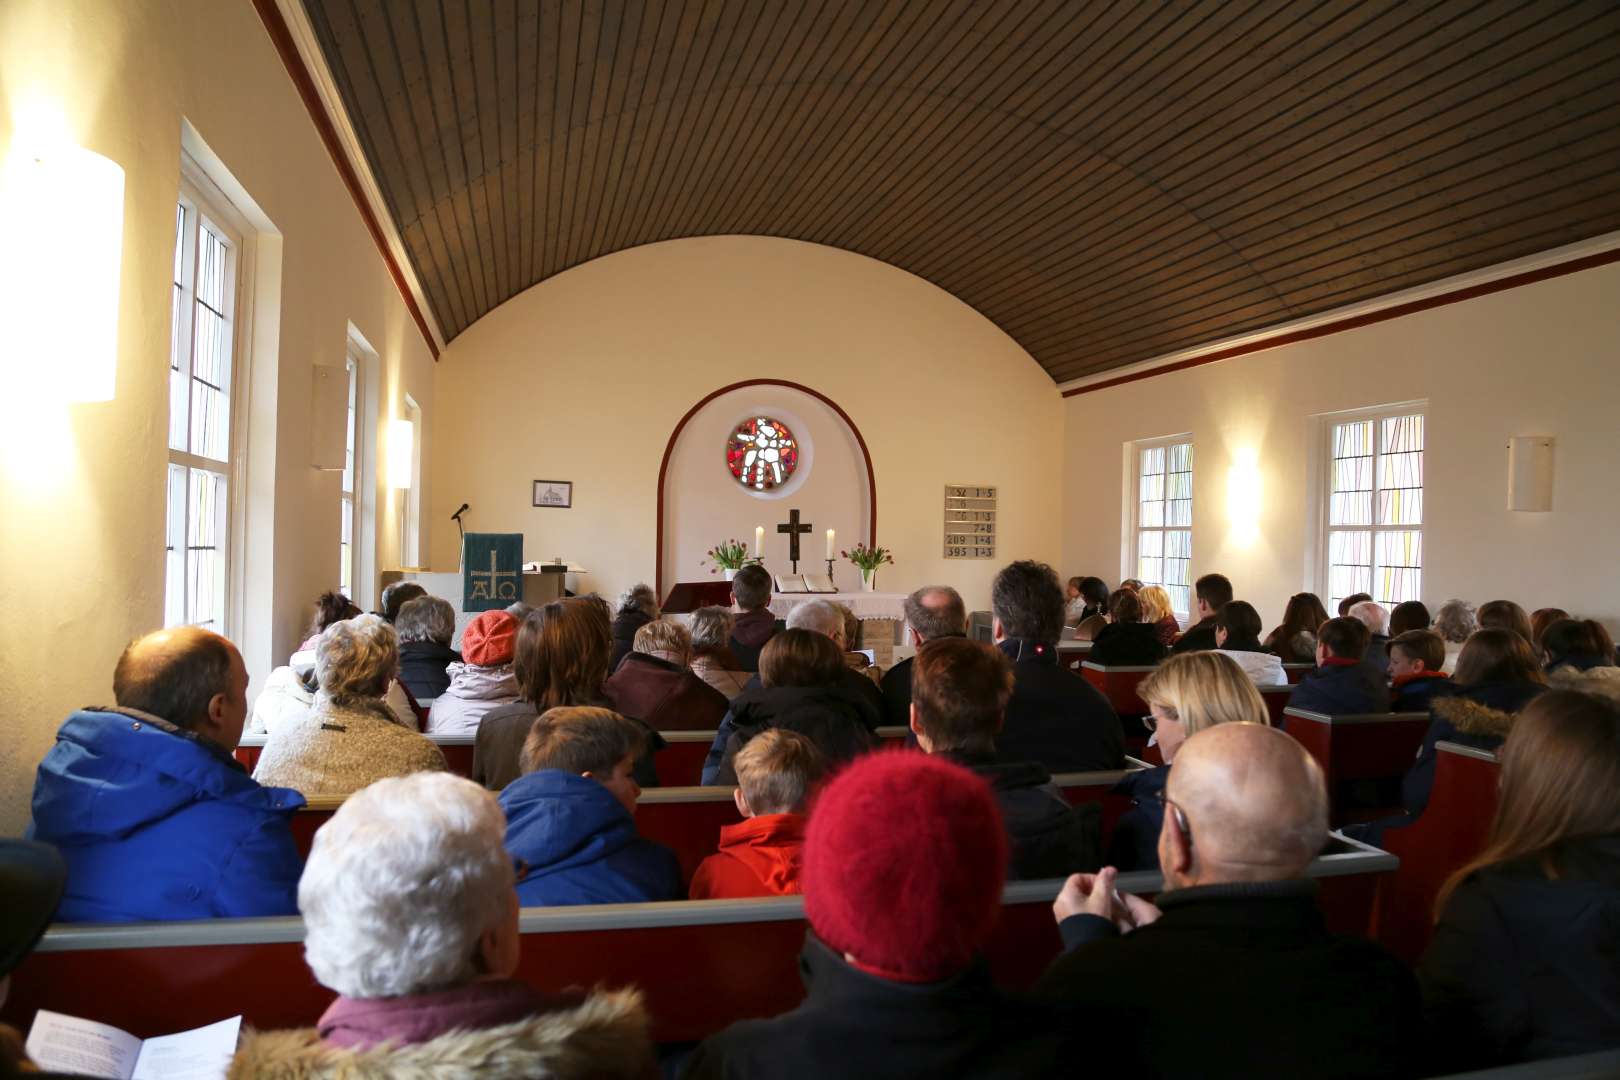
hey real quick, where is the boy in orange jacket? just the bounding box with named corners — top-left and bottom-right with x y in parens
top-left (689, 729), bottom-right (825, 899)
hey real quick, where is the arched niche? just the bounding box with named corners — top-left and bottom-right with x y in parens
top-left (657, 380), bottom-right (876, 598)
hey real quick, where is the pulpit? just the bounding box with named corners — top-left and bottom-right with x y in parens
top-left (662, 580), bottom-right (736, 614)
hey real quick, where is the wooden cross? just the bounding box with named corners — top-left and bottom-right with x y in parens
top-left (777, 508), bottom-right (813, 572)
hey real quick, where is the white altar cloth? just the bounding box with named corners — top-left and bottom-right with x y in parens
top-left (767, 591), bottom-right (908, 621)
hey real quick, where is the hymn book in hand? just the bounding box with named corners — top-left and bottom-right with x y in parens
top-left (25, 1011), bottom-right (241, 1080)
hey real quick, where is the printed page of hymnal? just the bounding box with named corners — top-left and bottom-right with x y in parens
top-left (773, 574), bottom-right (809, 593)
top-left (26, 1010), bottom-right (241, 1080)
top-left (802, 573), bottom-right (837, 593)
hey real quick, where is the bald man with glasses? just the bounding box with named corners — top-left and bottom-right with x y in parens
top-left (1037, 723), bottom-right (1420, 1077)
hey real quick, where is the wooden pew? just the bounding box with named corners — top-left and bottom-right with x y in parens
top-left (290, 764), bottom-right (1152, 874)
top-left (234, 732), bottom-right (476, 778)
top-left (1259, 684), bottom-right (1292, 726)
top-left (1373, 741), bottom-right (1501, 965)
top-left (1281, 707), bottom-right (1430, 824)
top-left (1283, 662), bottom-right (1312, 684)
top-left (1056, 640), bottom-right (1093, 673)
top-left (1, 839), bottom-right (1393, 1046)
top-left (1079, 662), bottom-right (1154, 716)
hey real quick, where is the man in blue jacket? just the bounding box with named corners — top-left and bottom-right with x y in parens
top-left (1287, 616), bottom-right (1390, 716)
top-left (501, 706), bottom-right (681, 906)
top-left (30, 627), bottom-right (305, 921)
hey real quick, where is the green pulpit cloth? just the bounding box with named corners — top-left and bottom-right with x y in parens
top-left (463, 533), bottom-right (523, 612)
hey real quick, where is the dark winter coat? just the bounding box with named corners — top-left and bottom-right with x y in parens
top-left (604, 652), bottom-right (730, 732)
top-left (939, 749), bottom-right (1101, 881)
top-left (995, 640), bottom-right (1124, 775)
top-left (681, 935), bottom-right (1064, 1079)
top-left (395, 640), bottom-right (461, 701)
top-left (610, 609), bottom-right (654, 674)
top-left (501, 770), bottom-right (682, 907)
top-left (1104, 764), bottom-right (1168, 872)
top-left (1086, 622), bottom-right (1169, 667)
top-left (880, 655), bottom-right (916, 728)
top-left (702, 682), bottom-right (881, 785)
top-left (1287, 658), bottom-right (1390, 716)
top-left (1170, 616), bottom-right (1218, 654)
top-left (30, 708), bottom-right (304, 921)
top-left (1420, 835), bottom-right (1620, 1072)
top-left (1038, 880), bottom-right (1421, 1077)
top-left (727, 610), bottom-right (781, 672)
top-left (1390, 670), bottom-right (1449, 713)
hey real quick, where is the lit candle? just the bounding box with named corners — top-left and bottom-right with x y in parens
top-left (826, 528), bottom-right (835, 559)
top-left (754, 525), bottom-right (764, 556)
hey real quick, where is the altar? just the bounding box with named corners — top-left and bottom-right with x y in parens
top-left (767, 591), bottom-right (907, 623)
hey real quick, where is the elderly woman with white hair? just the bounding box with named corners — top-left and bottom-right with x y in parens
top-left (689, 606), bottom-right (750, 699)
top-left (231, 772), bottom-right (653, 1076)
top-left (1434, 599), bottom-right (1477, 674)
top-left (610, 584), bottom-right (660, 674)
top-left (395, 594), bottom-right (461, 702)
top-left (254, 615), bottom-right (446, 796)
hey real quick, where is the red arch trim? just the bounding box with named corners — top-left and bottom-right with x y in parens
top-left (656, 380), bottom-right (878, 599)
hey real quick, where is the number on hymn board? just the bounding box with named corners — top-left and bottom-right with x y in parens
top-left (944, 484), bottom-right (997, 559)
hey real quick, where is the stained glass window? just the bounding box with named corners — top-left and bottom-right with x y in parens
top-left (1326, 411), bottom-right (1424, 611)
top-left (726, 417), bottom-right (799, 491)
top-left (1135, 439), bottom-right (1194, 617)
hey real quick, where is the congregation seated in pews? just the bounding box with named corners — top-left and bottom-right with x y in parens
top-left (9, 563), bottom-right (1620, 1076)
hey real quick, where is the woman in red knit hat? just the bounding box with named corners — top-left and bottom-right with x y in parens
top-left (682, 751), bottom-right (1063, 1078)
top-left (426, 609), bottom-right (521, 735)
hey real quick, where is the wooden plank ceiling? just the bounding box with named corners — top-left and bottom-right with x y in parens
top-left (302, 0), bottom-right (1620, 381)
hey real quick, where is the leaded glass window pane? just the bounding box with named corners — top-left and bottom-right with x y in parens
top-left (1136, 439), bottom-right (1193, 617)
top-left (1325, 410), bottom-right (1423, 614)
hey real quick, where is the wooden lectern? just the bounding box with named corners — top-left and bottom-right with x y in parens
top-left (662, 580), bottom-right (736, 614)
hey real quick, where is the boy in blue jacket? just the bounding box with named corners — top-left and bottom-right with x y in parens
top-left (1288, 617), bottom-right (1390, 716)
top-left (29, 627), bottom-right (305, 921)
top-left (501, 706), bottom-right (681, 906)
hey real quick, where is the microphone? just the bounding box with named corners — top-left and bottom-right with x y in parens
top-left (451, 503), bottom-right (469, 521)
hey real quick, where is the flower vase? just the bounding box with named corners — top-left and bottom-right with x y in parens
top-left (860, 568), bottom-right (877, 592)
top-left (724, 568), bottom-right (739, 582)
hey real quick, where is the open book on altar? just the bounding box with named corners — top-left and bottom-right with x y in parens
top-left (774, 573), bottom-right (838, 594)
top-left (25, 1011), bottom-right (241, 1079)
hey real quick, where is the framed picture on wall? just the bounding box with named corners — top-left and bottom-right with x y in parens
top-left (532, 480), bottom-right (572, 508)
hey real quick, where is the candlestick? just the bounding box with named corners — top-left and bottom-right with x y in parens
top-left (754, 525), bottom-right (764, 557)
top-left (826, 528), bottom-right (835, 560)
top-left (825, 557), bottom-right (835, 583)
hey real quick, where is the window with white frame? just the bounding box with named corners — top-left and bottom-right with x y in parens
top-left (339, 352), bottom-right (359, 596)
top-left (1324, 408), bottom-right (1424, 612)
top-left (1134, 438), bottom-right (1194, 617)
top-left (403, 395), bottom-right (422, 567)
top-left (165, 184), bottom-right (241, 630)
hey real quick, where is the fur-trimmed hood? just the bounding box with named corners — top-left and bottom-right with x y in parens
top-left (1432, 681), bottom-right (1547, 738)
top-left (1549, 664), bottom-right (1620, 706)
top-left (228, 987), bottom-right (652, 1079)
top-left (1432, 696), bottom-right (1516, 738)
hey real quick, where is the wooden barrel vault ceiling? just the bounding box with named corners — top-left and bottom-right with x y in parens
top-left (300, 0), bottom-right (1620, 381)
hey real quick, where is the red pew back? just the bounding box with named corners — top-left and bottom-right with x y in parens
top-left (1281, 707), bottom-right (1429, 823)
top-left (1080, 662), bottom-right (1155, 716)
top-left (1373, 741), bottom-right (1501, 964)
top-left (2, 840), bottom-right (1393, 1046)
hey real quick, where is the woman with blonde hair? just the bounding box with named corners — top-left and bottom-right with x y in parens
top-left (1106, 652), bottom-right (1268, 870)
top-left (1137, 585), bottom-right (1181, 646)
top-left (1420, 690), bottom-right (1620, 1070)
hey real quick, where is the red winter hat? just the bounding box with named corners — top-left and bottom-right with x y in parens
top-left (803, 751), bottom-right (1007, 983)
top-left (462, 610), bottom-right (517, 667)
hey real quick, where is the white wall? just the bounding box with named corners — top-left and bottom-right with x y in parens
top-left (431, 236), bottom-right (1064, 612)
top-left (0, 0), bottom-right (436, 832)
top-left (1062, 259), bottom-right (1620, 635)
top-left (663, 385), bottom-right (870, 593)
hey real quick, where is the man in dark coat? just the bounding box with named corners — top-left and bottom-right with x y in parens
top-left (603, 619), bottom-right (729, 731)
top-left (1288, 616), bottom-right (1391, 716)
top-left (990, 561), bottom-right (1124, 774)
top-left (682, 753), bottom-right (1064, 1079)
top-left (726, 564), bottom-right (780, 672)
top-left (1169, 573), bottom-right (1232, 654)
top-left (881, 585), bottom-right (967, 727)
top-left (910, 636), bottom-right (1100, 880)
top-left (1039, 723), bottom-right (1420, 1077)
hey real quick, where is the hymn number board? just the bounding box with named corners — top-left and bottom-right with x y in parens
top-left (944, 485), bottom-right (997, 559)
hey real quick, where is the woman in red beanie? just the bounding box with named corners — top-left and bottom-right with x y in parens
top-left (681, 752), bottom-right (1063, 1078)
top-left (426, 609), bottom-right (521, 735)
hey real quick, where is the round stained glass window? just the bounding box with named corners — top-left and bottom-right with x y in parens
top-left (726, 416), bottom-right (799, 491)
